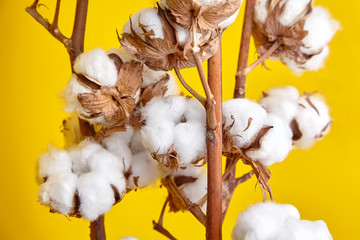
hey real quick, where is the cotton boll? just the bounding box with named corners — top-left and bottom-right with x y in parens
top-left (183, 98), bottom-right (206, 123)
top-left (77, 172), bottom-right (115, 221)
top-left (38, 147), bottom-right (72, 179)
top-left (279, 0), bottom-right (311, 27)
top-left (127, 152), bottom-right (162, 189)
top-left (70, 140), bottom-right (104, 175)
top-left (301, 7), bottom-right (340, 55)
top-left (246, 114), bottom-right (293, 166)
top-left (106, 48), bottom-right (134, 62)
top-left (232, 202), bottom-right (300, 240)
top-left (122, 8), bottom-right (164, 41)
top-left (164, 72), bottom-right (180, 97)
top-left (173, 122), bottom-right (206, 164)
top-left (73, 47), bottom-right (118, 86)
top-left (223, 99), bottom-right (268, 148)
top-left (293, 94), bottom-right (332, 149)
top-left (38, 173), bottom-right (78, 215)
top-left (259, 86), bottom-right (300, 124)
top-left (174, 164), bottom-right (205, 178)
top-left (141, 120), bottom-right (175, 154)
top-left (254, 0), bottom-right (269, 25)
top-left (218, 8), bottom-right (240, 29)
top-left (277, 218), bottom-right (333, 240)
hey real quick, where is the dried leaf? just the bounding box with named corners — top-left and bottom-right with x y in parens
top-left (76, 74), bottom-right (101, 91)
top-left (173, 175), bottom-right (197, 187)
top-left (108, 53), bottom-right (123, 72)
top-left (304, 95), bottom-right (320, 116)
top-left (162, 176), bottom-right (189, 212)
top-left (133, 176), bottom-right (140, 188)
top-left (290, 118), bottom-right (302, 141)
top-left (244, 126), bottom-right (273, 152)
top-left (243, 117), bottom-right (253, 132)
top-left (111, 184), bottom-right (121, 204)
top-left (140, 74), bottom-right (170, 106)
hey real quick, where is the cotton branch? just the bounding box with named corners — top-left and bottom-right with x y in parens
top-left (153, 198), bottom-right (177, 240)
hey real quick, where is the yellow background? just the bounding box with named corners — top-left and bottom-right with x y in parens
top-left (0, 0), bottom-right (359, 239)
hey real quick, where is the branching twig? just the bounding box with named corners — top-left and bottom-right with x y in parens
top-left (153, 198), bottom-right (177, 240)
top-left (174, 66), bottom-right (207, 105)
top-left (236, 41), bottom-right (281, 77)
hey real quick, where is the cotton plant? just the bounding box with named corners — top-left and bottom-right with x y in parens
top-left (232, 202), bottom-right (333, 240)
top-left (250, 0), bottom-right (340, 74)
top-left (27, 0), bottom-right (339, 239)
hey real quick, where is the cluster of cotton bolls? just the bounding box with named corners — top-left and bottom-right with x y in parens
top-left (253, 0), bottom-right (340, 73)
top-left (38, 140), bottom-right (126, 221)
top-left (223, 86), bottom-right (331, 167)
top-left (61, 47), bottom-right (179, 125)
top-left (232, 202), bottom-right (333, 240)
top-left (140, 96), bottom-right (207, 168)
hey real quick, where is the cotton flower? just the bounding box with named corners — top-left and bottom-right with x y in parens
top-left (140, 96), bottom-right (206, 168)
top-left (252, 0), bottom-right (339, 73)
top-left (232, 202), bottom-right (332, 240)
top-left (38, 140), bottom-right (126, 221)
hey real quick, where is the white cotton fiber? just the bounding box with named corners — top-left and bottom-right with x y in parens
top-left (122, 8), bottom-right (164, 41)
top-left (38, 147), bottom-right (73, 179)
top-left (119, 237), bottom-right (140, 240)
top-left (61, 74), bottom-right (92, 114)
top-left (127, 151), bottom-right (162, 189)
top-left (183, 98), bottom-right (206, 123)
top-left (164, 72), bottom-right (180, 97)
top-left (301, 7), bottom-right (340, 55)
top-left (277, 218), bottom-right (333, 240)
top-left (218, 8), bottom-right (240, 29)
top-left (223, 99), bottom-right (268, 148)
top-left (73, 47), bottom-right (118, 86)
top-left (38, 172), bottom-right (78, 215)
top-left (106, 48), bottom-right (134, 63)
top-left (130, 130), bottom-right (146, 154)
top-left (259, 86), bottom-right (300, 123)
top-left (283, 46), bottom-right (330, 74)
top-left (232, 202), bottom-right (300, 240)
top-left (181, 171), bottom-right (207, 206)
top-left (293, 94), bottom-right (331, 149)
top-left (173, 122), bottom-right (206, 164)
top-left (232, 202), bottom-right (333, 240)
top-left (279, 0), bottom-right (311, 27)
top-left (77, 172), bottom-right (115, 221)
top-left (102, 127), bottom-right (134, 171)
top-left (141, 65), bottom-right (168, 88)
top-left (70, 140), bottom-right (103, 175)
top-left (254, 0), bottom-right (269, 25)
top-left (246, 114), bottom-right (293, 166)
top-left (141, 119), bottom-right (175, 154)
top-left (174, 164), bottom-right (204, 178)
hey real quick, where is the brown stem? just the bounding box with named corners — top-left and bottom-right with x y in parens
top-left (174, 66), bottom-right (207, 105)
top-left (234, 0), bottom-right (256, 99)
top-left (193, 51), bottom-right (214, 103)
top-left (222, 0), bottom-right (256, 223)
top-left (235, 171), bottom-right (254, 186)
top-left (90, 216), bottom-right (106, 240)
top-left (206, 40), bottom-right (222, 240)
top-left (236, 40), bottom-right (281, 77)
top-left (70, 0), bottom-right (88, 64)
top-left (153, 198), bottom-right (177, 240)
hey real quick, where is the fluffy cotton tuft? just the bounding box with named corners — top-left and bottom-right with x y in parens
top-left (38, 140), bottom-right (126, 221)
top-left (259, 86), bottom-right (300, 124)
top-left (301, 7), bottom-right (340, 55)
top-left (127, 151), bottom-right (163, 189)
top-left (278, 0), bottom-right (311, 27)
top-left (293, 94), bottom-right (332, 149)
top-left (223, 99), bottom-right (268, 148)
top-left (122, 8), bottom-right (164, 40)
top-left (141, 96), bottom-right (206, 165)
top-left (218, 8), bottom-right (240, 29)
top-left (232, 202), bottom-right (332, 240)
top-left (254, 0), bottom-right (269, 25)
top-left (181, 170), bottom-right (207, 212)
top-left (73, 47), bottom-right (118, 86)
top-left (246, 114), bottom-right (293, 166)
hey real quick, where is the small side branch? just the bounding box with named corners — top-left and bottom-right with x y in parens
top-left (153, 198), bottom-right (177, 240)
top-left (90, 216), bottom-right (106, 240)
top-left (174, 66), bottom-right (207, 105)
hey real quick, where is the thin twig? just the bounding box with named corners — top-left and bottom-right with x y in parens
top-left (235, 171), bottom-right (254, 186)
top-left (193, 52), bottom-right (214, 102)
top-left (174, 66), bottom-right (207, 105)
top-left (153, 198), bottom-right (177, 240)
top-left (236, 41), bottom-right (281, 77)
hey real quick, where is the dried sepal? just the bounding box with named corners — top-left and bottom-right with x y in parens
top-left (140, 74), bottom-right (170, 106)
top-left (164, 0), bottom-right (241, 31)
top-left (116, 61), bottom-right (143, 96)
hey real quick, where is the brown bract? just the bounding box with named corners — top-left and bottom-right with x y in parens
top-left (120, 7), bottom-right (220, 71)
top-left (77, 61), bottom-right (143, 125)
top-left (222, 117), bottom-right (273, 200)
top-left (164, 0), bottom-right (241, 31)
top-left (252, 0), bottom-right (311, 64)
